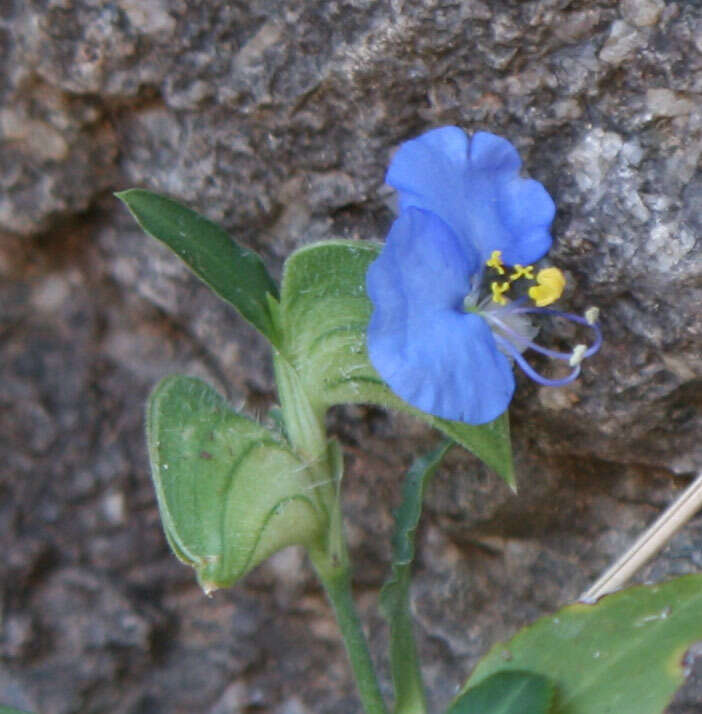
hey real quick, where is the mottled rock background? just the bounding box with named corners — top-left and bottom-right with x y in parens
top-left (1, 0), bottom-right (701, 712)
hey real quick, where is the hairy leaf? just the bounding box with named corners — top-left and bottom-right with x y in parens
top-left (147, 375), bottom-right (324, 591)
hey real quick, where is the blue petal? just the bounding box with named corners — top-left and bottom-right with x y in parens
top-left (387, 126), bottom-right (469, 230)
top-left (367, 209), bottom-right (478, 316)
top-left (469, 131), bottom-right (521, 171)
top-left (386, 127), bottom-right (555, 266)
top-left (366, 208), bottom-right (514, 424)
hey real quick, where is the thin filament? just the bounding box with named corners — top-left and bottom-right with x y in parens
top-left (507, 306), bottom-right (603, 357)
top-left (493, 334), bottom-right (582, 387)
top-left (484, 313), bottom-right (574, 361)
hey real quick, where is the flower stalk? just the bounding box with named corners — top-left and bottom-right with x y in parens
top-left (310, 543), bottom-right (389, 714)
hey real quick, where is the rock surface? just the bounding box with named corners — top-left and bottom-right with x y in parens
top-left (1, 1), bottom-right (701, 712)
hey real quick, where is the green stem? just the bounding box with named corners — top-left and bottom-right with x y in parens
top-left (387, 574), bottom-right (427, 714)
top-left (311, 546), bottom-right (389, 714)
top-left (273, 352), bottom-right (386, 712)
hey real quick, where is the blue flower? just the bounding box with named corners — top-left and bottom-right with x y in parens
top-left (366, 127), bottom-right (601, 425)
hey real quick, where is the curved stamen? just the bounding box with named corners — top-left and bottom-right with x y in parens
top-left (505, 306), bottom-right (603, 358)
top-left (483, 312), bottom-right (575, 362)
top-left (493, 334), bottom-right (582, 387)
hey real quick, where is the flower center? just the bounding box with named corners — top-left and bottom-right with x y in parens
top-left (485, 250), bottom-right (565, 307)
top-left (465, 250), bottom-right (602, 387)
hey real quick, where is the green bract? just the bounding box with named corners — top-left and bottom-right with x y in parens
top-left (147, 376), bottom-right (325, 591)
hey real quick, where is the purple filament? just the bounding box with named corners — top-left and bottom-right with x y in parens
top-left (493, 334), bottom-right (583, 386)
top-left (484, 313), bottom-right (574, 361)
top-left (506, 306), bottom-right (603, 357)
top-left (484, 305), bottom-right (602, 387)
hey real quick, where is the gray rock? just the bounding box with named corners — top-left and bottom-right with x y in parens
top-left (599, 19), bottom-right (649, 65)
top-left (621, 0), bottom-right (665, 28)
top-left (2, 0), bottom-right (702, 712)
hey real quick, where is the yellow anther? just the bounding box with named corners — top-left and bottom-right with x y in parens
top-left (509, 264), bottom-right (535, 281)
top-left (490, 280), bottom-right (511, 305)
top-left (528, 267), bottom-right (566, 307)
top-left (486, 250), bottom-right (506, 275)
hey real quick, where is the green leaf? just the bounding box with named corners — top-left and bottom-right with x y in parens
top-left (147, 375), bottom-right (325, 591)
top-left (0, 707), bottom-right (35, 714)
top-left (462, 575), bottom-right (702, 714)
top-left (445, 671), bottom-right (554, 714)
top-left (116, 189), bottom-right (280, 344)
top-left (279, 240), bottom-right (514, 486)
top-left (435, 412), bottom-right (513, 490)
top-left (380, 441), bottom-right (453, 714)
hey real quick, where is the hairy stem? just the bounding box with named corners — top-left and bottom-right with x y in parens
top-left (310, 544), bottom-right (389, 714)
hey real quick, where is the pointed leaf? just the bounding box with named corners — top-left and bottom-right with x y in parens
top-left (463, 575), bottom-right (702, 714)
top-left (279, 240), bottom-right (514, 485)
top-left (117, 189), bottom-right (280, 343)
top-left (147, 375), bottom-right (324, 591)
top-left (0, 707), bottom-right (35, 714)
top-left (380, 441), bottom-right (453, 713)
top-left (445, 671), bottom-right (554, 714)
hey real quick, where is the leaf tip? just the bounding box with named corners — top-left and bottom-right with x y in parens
top-left (115, 189), bottom-right (145, 214)
top-left (114, 188), bottom-right (136, 203)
